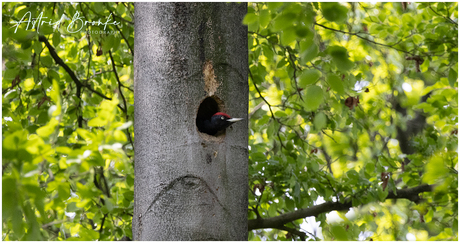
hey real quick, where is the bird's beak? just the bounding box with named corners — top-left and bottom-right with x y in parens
top-left (227, 118), bottom-right (243, 123)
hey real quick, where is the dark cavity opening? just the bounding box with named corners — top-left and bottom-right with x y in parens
top-left (196, 96), bottom-right (225, 137)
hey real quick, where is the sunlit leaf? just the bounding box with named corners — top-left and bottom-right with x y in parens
top-left (272, 12), bottom-right (296, 31)
top-left (314, 112), bottom-right (327, 130)
top-left (422, 154), bottom-right (449, 184)
top-left (299, 69), bottom-right (321, 87)
top-left (243, 13), bottom-right (258, 25)
top-left (36, 118), bottom-right (59, 138)
top-left (331, 225), bottom-right (349, 240)
top-left (259, 9), bottom-right (270, 28)
top-left (303, 85), bottom-right (324, 111)
top-left (327, 74), bottom-right (345, 96)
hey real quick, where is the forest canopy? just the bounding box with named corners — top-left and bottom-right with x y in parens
top-left (2, 2), bottom-right (458, 241)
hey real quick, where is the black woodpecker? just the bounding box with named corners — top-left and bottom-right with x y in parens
top-left (198, 112), bottom-right (243, 135)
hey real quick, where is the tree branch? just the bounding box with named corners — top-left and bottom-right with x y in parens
top-left (108, 50), bottom-right (134, 149)
top-left (38, 35), bottom-right (113, 101)
top-left (248, 184), bottom-right (433, 231)
top-left (99, 213), bottom-right (107, 238)
top-left (428, 4), bottom-right (458, 26)
top-left (249, 69), bottom-right (286, 150)
top-left (275, 225), bottom-right (306, 241)
top-left (314, 23), bottom-right (414, 56)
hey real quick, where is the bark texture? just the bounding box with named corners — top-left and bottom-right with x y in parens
top-left (133, 3), bottom-right (248, 240)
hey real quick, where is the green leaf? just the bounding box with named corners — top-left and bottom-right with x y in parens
top-left (327, 74), bottom-right (345, 96)
top-left (2, 177), bottom-right (18, 220)
top-left (50, 80), bottom-right (61, 116)
top-left (448, 68), bottom-right (457, 87)
top-left (280, 27), bottom-right (297, 45)
top-left (36, 118), bottom-right (59, 138)
top-left (52, 33), bottom-right (60, 46)
top-left (251, 152), bottom-right (266, 162)
top-left (285, 198), bottom-right (295, 211)
top-left (309, 159), bottom-right (319, 172)
top-left (272, 12), bottom-right (296, 31)
top-left (420, 58), bottom-right (430, 72)
top-left (321, 3), bottom-right (348, 24)
top-left (259, 9), bottom-right (270, 28)
top-left (94, 2), bottom-right (104, 14)
top-left (300, 39), bottom-right (318, 64)
top-left (276, 58), bottom-right (288, 68)
top-left (102, 35), bottom-right (115, 52)
top-left (3, 67), bottom-right (20, 80)
top-left (113, 130), bottom-right (127, 142)
top-left (88, 151), bottom-right (105, 166)
top-left (243, 13), bottom-right (258, 25)
top-left (377, 187), bottom-right (389, 202)
top-left (126, 175), bottom-right (134, 187)
top-left (425, 208), bottom-right (433, 223)
top-left (314, 112), bottom-right (327, 130)
top-left (41, 56), bottom-right (53, 66)
top-left (105, 197), bottom-right (114, 212)
top-left (275, 110), bottom-right (287, 117)
top-left (56, 146), bottom-right (73, 154)
top-left (88, 117), bottom-right (107, 127)
top-left (299, 69), bottom-right (321, 87)
top-left (262, 44), bottom-right (274, 61)
top-left (268, 203), bottom-right (278, 217)
top-left (79, 227), bottom-right (99, 240)
top-left (77, 128), bottom-right (93, 141)
top-left (3, 129), bottom-right (28, 151)
top-left (331, 225), bottom-right (349, 240)
top-left (412, 34), bottom-right (424, 45)
top-left (295, 26), bottom-right (311, 38)
top-left (347, 170), bottom-right (359, 180)
top-left (422, 154), bottom-right (449, 184)
top-left (294, 183), bottom-right (301, 198)
top-left (378, 12), bottom-right (386, 22)
top-left (327, 46), bottom-right (354, 72)
top-left (303, 85), bottom-right (324, 111)
top-left (267, 2), bottom-right (284, 11)
top-left (57, 183), bottom-right (70, 201)
top-left (66, 202), bottom-right (78, 212)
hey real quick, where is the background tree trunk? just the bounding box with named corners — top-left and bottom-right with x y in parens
top-left (133, 3), bottom-right (248, 240)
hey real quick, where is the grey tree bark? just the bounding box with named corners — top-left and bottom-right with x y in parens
top-left (133, 3), bottom-right (248, 241)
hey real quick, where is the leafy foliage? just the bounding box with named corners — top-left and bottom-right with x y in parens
top-left (245, 2), bottom-right (457, 241)
top-left (2, 2), bottom-right (458, 241)
top-left (2, 2), bottom-right (134, 240)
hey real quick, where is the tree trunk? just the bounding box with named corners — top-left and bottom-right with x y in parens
top-left (133, 3), bottom-right (248, 241)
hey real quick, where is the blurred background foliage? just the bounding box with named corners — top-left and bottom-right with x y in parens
top-left (245, 2), bottom-right (457, 241)
top-left (1, 2), bottom-right (458, 241)
top-left (2, 2), bottom-right (134, 240)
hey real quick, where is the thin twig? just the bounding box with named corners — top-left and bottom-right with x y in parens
top-left (276, 225), bottom-right (306, 241)
top-left (99, 213), bottom-right (107, 238)
top-left (314, 22), bottom-right (414, 56)
top-left (428, 4), bottom-right (458, 26)
top-left (109, 50), bottom-right (134, 150)
top-left (321, 130), bottom-right (337, 143)
top-left (249, 69), bottom-right (286, 149)
top-left (38, 35), bottom-right (113, 101)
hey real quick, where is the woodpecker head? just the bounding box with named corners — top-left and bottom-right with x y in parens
top-left (211, 112), bottom-right (243, 128)
top-left (198, 112), bottom-right (243, 135)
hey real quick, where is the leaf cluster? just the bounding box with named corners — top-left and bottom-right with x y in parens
top-left (246, 2), bottom-right (457, 241)
top-left (2, 2), bottom-right (134, 240)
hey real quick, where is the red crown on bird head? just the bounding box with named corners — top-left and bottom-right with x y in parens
top-left (213, 112), bottom-right (231, 119)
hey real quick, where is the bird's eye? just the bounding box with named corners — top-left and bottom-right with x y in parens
top-left (221, 116), bottom-right (225, 120)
